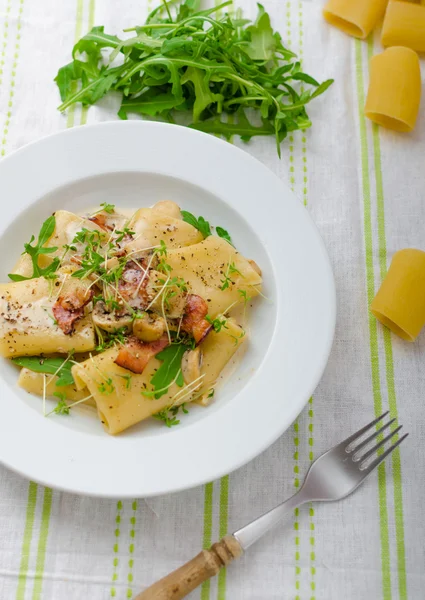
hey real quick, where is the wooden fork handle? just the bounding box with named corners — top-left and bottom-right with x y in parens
top-left (134, 535), bottom-right (243, 600)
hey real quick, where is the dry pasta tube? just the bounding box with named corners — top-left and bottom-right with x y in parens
top-left (382, 2), bottom-right (425, 52)
top-left (371, 249), bottom-right (425, 341)
top-left (323, 0), bottom-right (388, 39)
top-left (364, 47), bottom-right (421, 132)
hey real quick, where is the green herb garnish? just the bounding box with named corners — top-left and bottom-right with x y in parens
top-left (153, 403), bottom-right (189, 428)
top-left (51, 392), bottom-right (70, 415)
top-left (220, 261), bottom-right (242, 290)
top-left (154, 240), bottom-right (172, 274)
top-left (181, 211), bottom-right (234, 246)
top-left (181, 211), bottom-right (212, 238)
top-left (206, 315), bottom-right (228, 333)
top-left (12, 355), bottom-right (75, 387)
top-left (8, 216), bottom-right (60, 282)
top-left (118, 374), bottom-right (133, 389)
top-left (238, 289), bottom-right (251, 305)
top-left (146, 342), bottom-right (189, 399)
top-left (95, 326), bottom-right (128, 352)
top-left (55, 1), bottom-right (332, 156)
top-left (100, 202), bottom-right (115, 214)
top-left (98, 378), bottom-right (115, 394)
top-left (115, 227), bottom-right (135, 243)
top-left (216, 227), bottom-right (232, 245)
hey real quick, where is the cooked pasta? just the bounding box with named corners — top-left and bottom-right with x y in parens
top-left (18, 368), bottom-right (95, 406)
top-left (371, 249), bottom-right (425, 341)
top-left (381, 2), bottom-right (425, 53)
top-left (323, 0), bottom-right (388, 39)
top-left (0, 273), bottom-right (96, 357)
top-left (365, 47), bottom-right (421, 132)
top-left (2, 200), bottom-right (262, 434)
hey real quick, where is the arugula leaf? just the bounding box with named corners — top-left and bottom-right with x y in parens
top-left (55, 1), bottom-right (333, 155)
top-left (55, 61), bottom-right (83, 102)
top-left (216, 226), bottom-right (232, 245)
top-left (245, 3), bottom-right (276, 61)
top-left (73, 26), bottom-right (121, 58)
top-left (181, 67), bottom-right (224, 122)
top-left (181, 211), bottom-right (211, 238)
top-left (12, 356), bottom-right (75, 387)
top-left (149, 343), bottom-right (188, 399)
top-left (191, 110), bottom-right (283, 142)
top-left (182, 211), bottom-right (234, 246)
top-left (118, 88), bottom-right (184, 119)
top-left (8, 216), bottom-right (60, 281)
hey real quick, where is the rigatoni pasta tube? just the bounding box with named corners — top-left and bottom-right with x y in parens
top-left (167, 236), bottom-right (262, 317)
top-left (0, 276), bottom-right (95, 357)
top-left (72, 319), bottom-right (246, 434)
top-left (364, 47), bottom-right (421, 132)
top-left (18, 368), bottom-right (94, 406)
top-left (382, 2), bottom-right (425, 53)
top-left (323, 0), bottom-right (388, 39)
top-left (370, 249), bottom-right (425, 341)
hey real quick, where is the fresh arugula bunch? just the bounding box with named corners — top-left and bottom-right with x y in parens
top-left (8, 216), bottom-right (60, 282)
top-left (55, 0), bottom-right (333, 156)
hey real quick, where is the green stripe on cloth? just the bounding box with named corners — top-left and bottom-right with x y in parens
top-left (66, 0), bottom-right (85, 129)
top-left (31, 488), bottom-right (53, 600)
top-left (110, 500), bottom-right (123, 598)
top-left (1, 0), bottom-right (24, 157)
top-left (200, 482), bottom-right (214, 600)
top-left (286, 3), bottom-right (302, 597)
top-left (15, 482), bottom-right (38, 600)
top-left (213, 1), bottom-right (233, 590)
top-left (80, 0), bottom-right (96, 125)
top-left (126, 500), bottom-right (137, 599)
top-left (367, 36), bottom-right (408, 600)
top-left (354, 38), bottom-right (392, 600)
top-left (217, 475), bottom-right (229, 600)
top-left (297, 1), bottom-right (316, 595)
top-left (0, 0), bottom-right (12, 89)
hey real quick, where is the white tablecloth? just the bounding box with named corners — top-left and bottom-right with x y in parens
top-left (0, 0), bottom-right (424, 598)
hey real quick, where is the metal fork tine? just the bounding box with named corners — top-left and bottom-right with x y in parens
top-left (348, 418), bottom-right (396, 454)
top-left (341, 411), bottom-right (389, 449)
top-left (356, 425), bottom-right (403, 463)
top-left (362, 433), bottom-right (409, 473)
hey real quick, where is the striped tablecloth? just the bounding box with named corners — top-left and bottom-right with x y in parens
top-left (0, 0), bottom-right (424, 599)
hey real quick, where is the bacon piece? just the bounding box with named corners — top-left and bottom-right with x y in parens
top-left (53, 287), bottom-right (94, 334)
top-left (181, 294), bottom-right (212, 344)
top-left (52, 303), bottom-right (84, 335)
top-left (118, 260), bottom-right (149, 305)
top-left (88, 213), bottom-right (113, 231)
top-left (60, 287), bottom-right (94, 311)
top-left (114, 335), bottom-right (169, 374)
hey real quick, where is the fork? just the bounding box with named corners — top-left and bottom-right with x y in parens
top-left (135, 412), bottom-right (408, 600)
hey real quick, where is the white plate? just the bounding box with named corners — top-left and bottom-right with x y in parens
top-left (0, 122), bottom-right (335, 498)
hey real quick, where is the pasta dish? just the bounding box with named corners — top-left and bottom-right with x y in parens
top-left (0, 201), bottom-right (262, 434)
